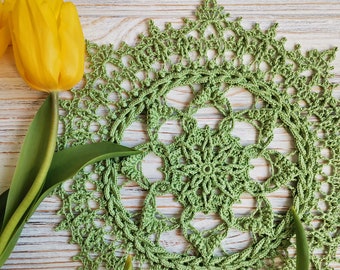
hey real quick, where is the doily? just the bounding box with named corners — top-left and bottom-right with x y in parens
top-left (55, 0), bottom-right (340, 269)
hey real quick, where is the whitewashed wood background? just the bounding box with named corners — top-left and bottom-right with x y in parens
top-left (1, 0), bottom-right (340, 269)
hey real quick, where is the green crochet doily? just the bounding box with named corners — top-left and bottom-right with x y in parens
top-left (55, 0), bottom-right (340, 269)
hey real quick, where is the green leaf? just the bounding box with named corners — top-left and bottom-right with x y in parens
top-left (0, 190), bottom-right (9, 228)
top-left (291, 207), bottom-right (310, 270)
top-left (44, 142), bottom-right (141, 191)
top-left (124, 255), bottom-right (134, 270)
top-left (1, 93), bottom-right (58, 230)
top-left (0, 217), bottom-right (26, 267)
top-left (28, 142), bottom-right (141, 217)
top-left (0, 142), bottom-right (141, 267)
top-left (0, 92), bottom-right (59, 265)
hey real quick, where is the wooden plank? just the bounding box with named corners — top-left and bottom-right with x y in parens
top-left (0, 0), bottom-right (339, 268)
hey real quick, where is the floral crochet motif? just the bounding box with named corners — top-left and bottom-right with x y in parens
top-left (56, 0), bottom-right (340, 269)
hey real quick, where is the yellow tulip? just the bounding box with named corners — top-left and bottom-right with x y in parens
top-left (9, 0), bottom-right (85, 91)
top-left (0, 0), bottom-right (14, 57)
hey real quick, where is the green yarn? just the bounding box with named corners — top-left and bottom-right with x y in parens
top-left (55, 0), bottom-right (340, 269)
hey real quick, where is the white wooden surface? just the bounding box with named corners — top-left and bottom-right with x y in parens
top-left (1, 0), bottom-right (340, 269)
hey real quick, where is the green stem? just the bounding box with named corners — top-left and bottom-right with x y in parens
top-left (0, 92), bottom-right (59, 255)
top-left (291, 207), bottom-right (310, 270)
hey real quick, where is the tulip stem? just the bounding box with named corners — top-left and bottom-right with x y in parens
top-left (0, 92), bottom-right (59, 256)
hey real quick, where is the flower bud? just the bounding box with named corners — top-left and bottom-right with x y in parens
top-left (9, 0), bottom-right (85, 91)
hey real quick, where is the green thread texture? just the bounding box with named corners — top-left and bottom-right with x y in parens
top-left (55, 0), bottom-right (340, 269)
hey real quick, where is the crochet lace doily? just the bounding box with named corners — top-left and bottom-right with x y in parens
top-left (55, 0), bottom-right (340, 269)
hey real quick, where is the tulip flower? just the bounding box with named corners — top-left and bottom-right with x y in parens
top-left (0, 0), bottom-right (140, 267)
top-left (9, 0), bottom-right (85, 91)
top-left (0, 0), bottom-right (14, 57)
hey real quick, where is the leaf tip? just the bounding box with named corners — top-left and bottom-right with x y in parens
top-left (124, 254), bottom-right (133, 270)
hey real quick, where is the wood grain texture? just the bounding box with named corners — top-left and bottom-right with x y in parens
top-left (0, 0), bottom-right (340, 269)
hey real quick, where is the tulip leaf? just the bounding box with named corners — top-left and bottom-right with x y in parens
top-left (0, 93), bottom-right (58, 266)
top-left (29, 142), bottom-right (141, 216)
top-left (0, 217), bottom-right (26, 267)
top-left (0, 190), bottom-right (9, 228)
top-left (44, 142), bottom-right (141, 190)
top-left (1, 93), bottom-right (58, 231)
top-left (124, 255), bottom-right (134, 270)
top-left (0, 142), bottom-right (141, 267)
top-left (291, 207), bottom-right (310, 270)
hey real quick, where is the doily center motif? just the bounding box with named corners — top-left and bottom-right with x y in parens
top-left (56, 0), bottom-right (340, 269)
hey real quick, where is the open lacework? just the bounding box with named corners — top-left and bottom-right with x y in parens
top-left (55, 0), bottom-right (340, 268)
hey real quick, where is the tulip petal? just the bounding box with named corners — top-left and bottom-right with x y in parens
top-left (0, 0), bottom-right (15, 57)
top-left (9, 3), bottom-right (43, 90)
top-left (0, 26), bottom-right (11, 58)
top-left (58, 2), bottom-right (85, 90)
top-left (1, 1), bottom-right (14, 24)
top-left (10, 0), bottom-right (61, 91)
top-left (10, 30), bottom-right (45, 91)
top-left (48, 0), bottom-right (63, 20)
